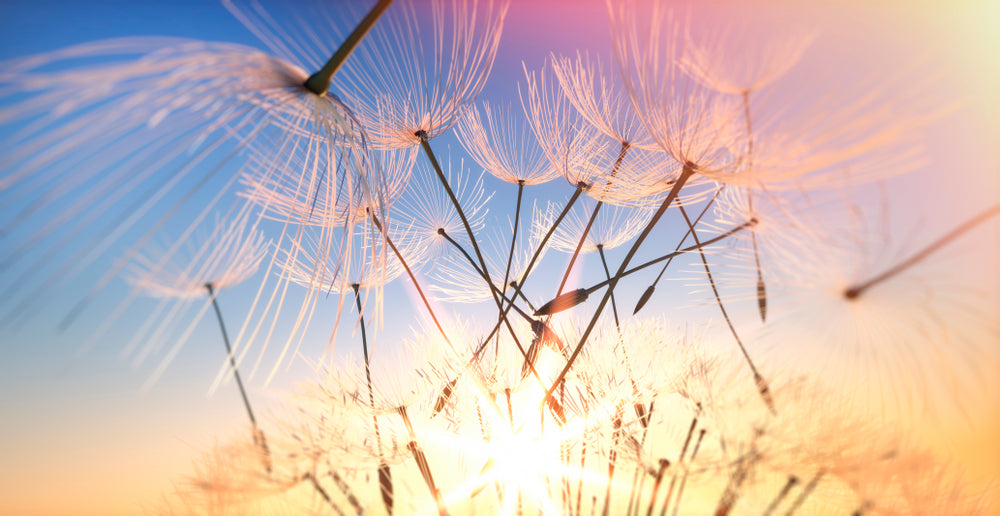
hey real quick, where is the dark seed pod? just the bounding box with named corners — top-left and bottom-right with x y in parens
top-left (756, 278), bottom-right (767, 322)
top-left (633, 285), bottom-right (655, 315)
top-left (534, 288), bottom-right (589, 316)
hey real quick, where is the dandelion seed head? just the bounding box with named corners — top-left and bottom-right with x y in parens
top-left (0, 38), bottom-right (386, 328)
top-left (239, 146), bottom-right (417, 228)
top-left (455, 100), bottom-right (558, 185)
top-left (335, 0), bottom-right (509, 149)
top-left (754, 215), bottom-right (1000, 422)
top-left (278, 220), bottom-right (411, 295)
top-left (549, 199), bottom-right (654, 256)
top-left (680, 20), bottom-right (816, 96)
top-left (550, 51), bottom-right (658, 150)
top-left (394, 158), bottom-right (492, 260)
top-left (430, 202), bottom-right (550, 304)
top-left (126, 213), bottom-right (269, 299)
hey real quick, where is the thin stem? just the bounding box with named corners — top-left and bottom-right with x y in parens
top-left (670, 429), bottom-right (706, 516)
top-left (533, 220), bottom-right (754, 318)
top-left (555, 200), bottom-right (603, 300)
top-left (678, 204), bottom-right (775, 414)
top-left (741, 91), bottom-right (767, 322)
top-left (352, 284), bottom-right (384, 460)
top-left (750, 192), bottom-right (767, 322)
top-left (845, 204), bottom-right (1000, 299)
top-left (369, 210), bottom-right (451, 346)
top-left (305, 473), bottom-right (346, 516)
top-left (601, 402), bottom-right (626, 516)
top-left (398, 406), bottom-right (449, 516)
top-left (510, 281), bottom-right (538, 313)
top-left (596, 245), bottom-right (619, 327)
top-left (761, 475), bottom-right (798, 516)
top-left (741, 91), bottom-right (754, 166)
top-left (418, 133), bottom-right (496, 298)
top-left (645, 459), bottom-right (671, 516)
top-left (660, 406), bottom-right (700, 516)
top-left (635, 186), bottom-right (724, 315)
top-left (553, 142), bottom-right (628, 305)
top-left (541, 166), bottom-right (695, 408)
top-left (372, 210), bottom-right (497, 419)
top-left (205, 283), bottom-right (271, 472)
top-left (437, 229), bottom-right (524, 320)
top-left (593, 219), bottom-right (754, 293)
top-left (496, 181), bottom-right (525, 358)
top-left (329, 468), bottom-right (364, 516)
top-left (418, 133), bottom-right (524, 362)
top-left (303, 0), bottom-right (394, 95)
top-left (713, 448), bottom-right (758, 516)
top-left (501, 180), bottom-right (526, 312)
top-left (782, 470), bottom-right (825, 516)
top-left (438, 228), bottom-right (564, 419)
top-left (472, 185), bottom-right (586, 357)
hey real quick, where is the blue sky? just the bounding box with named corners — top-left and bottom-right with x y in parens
top-left (1, 0), bottom-right (998, 514)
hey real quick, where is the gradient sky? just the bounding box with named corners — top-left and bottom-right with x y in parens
top-left (1, 1), bottom-right (998, 514)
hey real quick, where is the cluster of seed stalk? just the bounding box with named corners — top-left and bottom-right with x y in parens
top-left (190, 2), bottom-right (998, 515)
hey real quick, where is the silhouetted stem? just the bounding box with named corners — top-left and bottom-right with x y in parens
top-left (596, 245), bottom-right (619, 327)
top-left (205, 283), bottom-right (271, 473)
top-left (305, 473), bottom-right (345, 516)
top-left (634, 186), bottom-right (724, 315)
top-left (741, 91), bottom-right (754, 166)
top-left (437, 229), bottom-right (525, 319)
top-left (739, 91), bottom-right (768, 322)
top-left (373, 210), bottom-right (494, 419)
top-left (553, 142), bottom-right (628, 305)
top-left (844, 204), bottom-right (1000, 299)
top-left (438, 228), bottom-right (563, 419)
top-left (536, 213), bottom-right (753, 315)
top-left (419, 133), bottom-right (522, 355)
top-left (496, 180), bottom-right (526, 357)
top-left (379, 462), bottom-right (394, 515)
top-left (713, 448), bottom-right (758, 516)
top-left (606, 218), bottom-right (753, 291)
top-left (398, 406), bottom-right (449, 516)
top-left (678, 204), bottom-right (775, 414)
top-left (418, 133), bottom-right (497, 303)
top-left (510, 281), bottom-right (537, 313)
top-left (352, 284), bottom-right (384, 461)
top-left (542, 166), bottom-right (694, 408)
top-left (472, 184), bottom-right (586, 355)
top-left (761, 476), bottom-right (799, 516)
top-left (556, 200), bottom-right (603, 301)
top-left (329, 468), bottom-right (363, 515)
top-left (660, 406), bottom-right (699, 516)
top-left (783, 470), bottom-right (824, 516)
top-left (645, 459), bottom-right (670, 516)
top-left (304, 0), bottom-right (394, 95)
top-left (502, 181), bottom-right (526, 307)
top-left (369, 210), bottom-right (451, 346)
top-left (601, 402), bottom-right (626, 516)
top-left (670, 429), bottom-right (705, 516)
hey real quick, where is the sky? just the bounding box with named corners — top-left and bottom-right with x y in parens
top-left (1, 0), bottom-right (999, 514)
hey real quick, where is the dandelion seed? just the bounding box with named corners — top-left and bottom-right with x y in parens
top-left (0, 35), bottom-right (382, 328)
top-left (430, 203), bottom-right (550, 304)
top-left (753, 206), bottom-right (1000, 421)
top-left (335, 0), bottom-right (508, 150)
top-left (456, 100), bottom-right (558, 186)
top-left (549, 199), bottom-right (654, 255)
top-left (124, 213), bottom-right (268, 377)
top-left (394, 158), bottom-right (492, 260)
